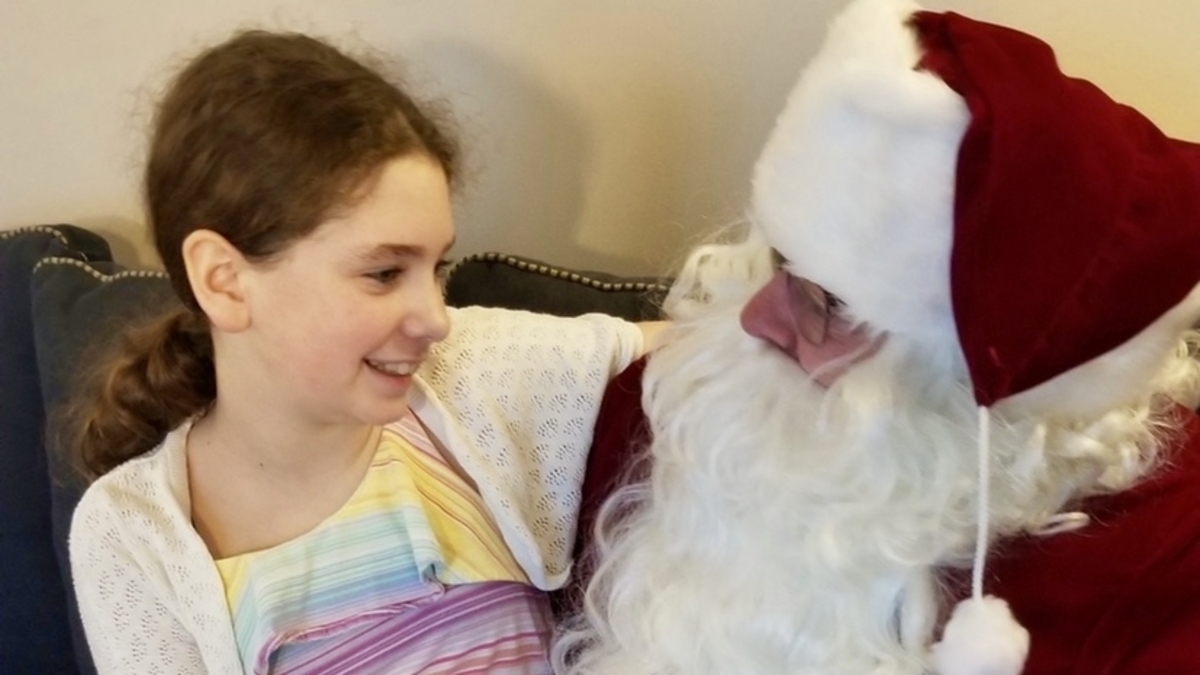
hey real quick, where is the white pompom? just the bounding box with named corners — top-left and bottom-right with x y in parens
top-left (930, 596), bottom-right (1029, 675)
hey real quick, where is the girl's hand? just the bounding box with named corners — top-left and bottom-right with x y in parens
top-left (636, 321), bottom-right (670, 356)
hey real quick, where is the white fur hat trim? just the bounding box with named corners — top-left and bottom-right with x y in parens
top-left (750, 0), bottom-right (968, 359)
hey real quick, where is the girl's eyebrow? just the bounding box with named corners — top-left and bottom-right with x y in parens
top-left (349, 237), bottom-right (456, 263)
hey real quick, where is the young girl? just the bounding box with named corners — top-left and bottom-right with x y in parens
top-left (67, 31), bottom-right (659, 675)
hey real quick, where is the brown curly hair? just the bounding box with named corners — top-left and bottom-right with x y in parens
top-left (71, 30), bottom-right (458, 478)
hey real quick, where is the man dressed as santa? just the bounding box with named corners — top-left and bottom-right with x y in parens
top-left (554, 1), bottom-right (1200, 673)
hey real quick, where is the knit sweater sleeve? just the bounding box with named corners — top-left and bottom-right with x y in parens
top-left (416, 306), bottom-right (644, 589)
top-left (69, 486), bottom-right (209, 675)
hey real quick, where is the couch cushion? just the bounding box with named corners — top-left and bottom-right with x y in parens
top-left (32, 255), bottom-right (175, 675)
top-left (444, 253), bottom-right (669, 321)
top-left (0, 225), bottom-right (110, 675)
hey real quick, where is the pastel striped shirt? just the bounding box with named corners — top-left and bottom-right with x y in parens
top-left (214, 412), bottom-right (553, 674)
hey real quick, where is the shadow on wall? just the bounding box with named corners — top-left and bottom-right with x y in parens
top-left (407, 39), bottom-right (597, 272)
top-left (77, 37), bottom-right (695, 278)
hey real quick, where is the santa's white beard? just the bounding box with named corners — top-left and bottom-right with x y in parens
top-left (556, 290), bottom-right (1191, 675)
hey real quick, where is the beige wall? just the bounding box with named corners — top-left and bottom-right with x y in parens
top-left (2, 1), bottom-right (1198, 275)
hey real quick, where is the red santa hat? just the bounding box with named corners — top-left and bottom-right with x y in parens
top-left (749, 0), bottom-right (1200, 419)
top-left (744, 0), bottom-right (1200, 672)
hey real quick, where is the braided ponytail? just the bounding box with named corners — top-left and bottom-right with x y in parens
top-left (74, 307), bottom-right (215, 477)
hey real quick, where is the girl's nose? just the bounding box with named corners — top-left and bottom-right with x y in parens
top-left (405, 281), bottom-right (451, 344)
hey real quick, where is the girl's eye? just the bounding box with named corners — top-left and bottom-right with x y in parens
top-left (365, 267), bottom-right (402, 285)
top-left (364, 260), bottom-right (452, 287)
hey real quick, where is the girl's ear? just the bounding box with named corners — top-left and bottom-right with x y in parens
top-left (182, 229), bottom-right (251, 332)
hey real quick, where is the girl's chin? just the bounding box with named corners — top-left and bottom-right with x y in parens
top-left (352, 401), bottom-right (412, 428)
top-left (354, 387), bottom-right (414, 425)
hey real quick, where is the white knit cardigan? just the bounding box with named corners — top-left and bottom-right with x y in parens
top-left (68, 306), bottom-right (643, 674)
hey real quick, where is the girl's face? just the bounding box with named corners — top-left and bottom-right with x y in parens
top-left (238, 154), bottom-right (454, 429)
